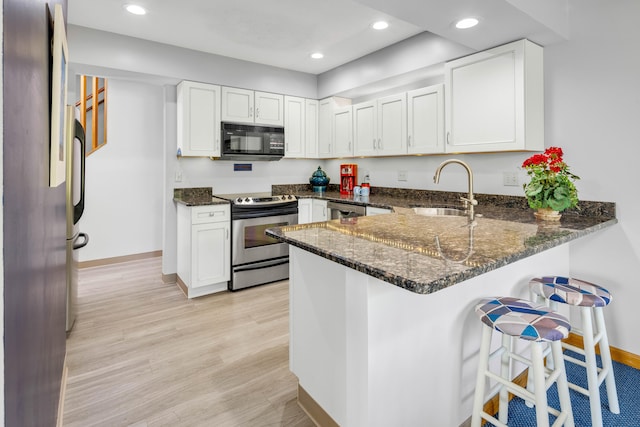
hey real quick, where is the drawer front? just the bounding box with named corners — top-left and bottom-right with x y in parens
top-left (191, 204), bottom-right (230, 224)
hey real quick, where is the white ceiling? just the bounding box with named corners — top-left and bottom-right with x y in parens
top-left (67, 0), bottom-right (568, 75)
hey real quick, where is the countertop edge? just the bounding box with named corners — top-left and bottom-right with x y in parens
top-left (266, 217), bottom-right (618, 295)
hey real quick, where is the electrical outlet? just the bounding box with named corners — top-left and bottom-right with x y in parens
top-left (503, 171), bottom-right (519, 186)
top-left (398, 170), bottom-right (408, 182)
top-left (175, 170), bottom-right (183, 182)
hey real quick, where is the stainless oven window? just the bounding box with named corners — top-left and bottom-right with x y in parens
top-left (231, 213), bottom-right (297, 266)
top-left (244, 221), bottom-right (287, 249)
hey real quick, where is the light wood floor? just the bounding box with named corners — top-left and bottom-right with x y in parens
top-left (63, 257), bottom-right (314, 427)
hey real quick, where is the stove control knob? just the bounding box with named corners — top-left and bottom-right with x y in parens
top-left (236, 198), bottom-right (243, 203)
top-left (244, 198), bottom-right (251, 203)
top-left (287, 195), bottom-right (292, 199)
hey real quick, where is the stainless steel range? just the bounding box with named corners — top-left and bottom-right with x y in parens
top-left (216, 193), bottom-right (298, 291)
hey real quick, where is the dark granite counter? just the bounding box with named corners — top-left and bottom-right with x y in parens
top-left (266, 185), bottom-right (617, 295)
top-left (173, 187), bottom-right (230, 206)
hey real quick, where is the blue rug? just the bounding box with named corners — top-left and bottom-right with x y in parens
top-left (487, 351), bottom-right (640, 426)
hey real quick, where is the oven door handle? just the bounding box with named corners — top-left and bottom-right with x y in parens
top-left (232, 206), bottom-right (298, 220)
top-left (234, 258), bottom-right (289, 273)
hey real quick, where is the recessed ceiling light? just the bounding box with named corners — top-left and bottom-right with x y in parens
top-left (310, 52), bottom-right (324, 59)
top-left (455, 17), bottom-right (479, 29)
top-left (124, 4), bottom-right (147, 15)
top-left (372, 21), bottom-right (389, 30)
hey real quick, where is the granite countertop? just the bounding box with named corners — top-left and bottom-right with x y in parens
top-left (172, 184), bottom-right (617, 295)
top-left (173, 187), bottom-right (230, 206)
top-left (266, 186), bottom-right (617, 295)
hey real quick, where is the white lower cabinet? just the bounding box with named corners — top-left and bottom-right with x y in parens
top-left (312, 199), bottom-right (328, 222)
top-left (298, 199), bottom-right (312, 224)
top-left (177, 204), bottom-right (230, 298)
top-left (298, 199), bottom-right (328, 224)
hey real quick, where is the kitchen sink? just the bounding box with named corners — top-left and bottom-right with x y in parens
top-left (412, 207), bottom-right (467, 217)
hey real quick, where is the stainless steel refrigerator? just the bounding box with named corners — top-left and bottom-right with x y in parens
top-left (65, 105), bottom-right (88, 333)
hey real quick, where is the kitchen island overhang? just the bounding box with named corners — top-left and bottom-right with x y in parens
top-left (267, 206), bottom-right (617, 295)
top-left (266, 206), bottom-right (617, 426)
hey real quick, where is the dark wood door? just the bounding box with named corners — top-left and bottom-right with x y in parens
top-left (3, 0), bottom-right (68, 425)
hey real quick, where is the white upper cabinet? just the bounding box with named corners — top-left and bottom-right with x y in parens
top-left (444, 39), bottom-right (544, 153)
top-left (353, 101), bottom-right (377, 156)
top-left (284, 96), bottom-right (305, 158)
top-left (305, 99), bottom-right (319, 158)
top-left (222, 87), bottom-right (284, 126)
top-left (221, 87), bottom-right (253, 123)
top-left (255, 91), bottom-right (285, 125)
top-left (353, 94), bottom-right (407, 157)
top-left (177, 81), bottom-right (221, 157)
top-left (407, 84), bottom-right (444, 155)
top-left (318, 98), bottom-right (335, 158)
top-left (377, 93), bottom-right (407, 156)
top-left (332, 106), bottom-right (353, 157)
top-left (317, 97), bottom-right (351, 158)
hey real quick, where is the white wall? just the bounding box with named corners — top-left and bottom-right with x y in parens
top-left (324, 152), bottom-right (529, 196)
top-left (68, 25), bottom-right (318, 99)
top-left (78, 79), bottom-right (164, 261)
top-left (318, 31), bottom-right (472, 99)
top-left (551, 0), bottom-right (640, 355)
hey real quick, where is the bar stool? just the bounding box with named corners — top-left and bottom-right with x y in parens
top-left (529, 276), bottom-right (620, 427)
top-left (472, 296), bottom-right (574, 427)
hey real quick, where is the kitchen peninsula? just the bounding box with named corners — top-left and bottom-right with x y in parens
top-left (266, 192), bottom-right (616, 426)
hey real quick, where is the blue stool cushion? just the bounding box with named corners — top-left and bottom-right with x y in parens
top-left (529, 276), bottom-right (612, 308)
top-left (475, 297), bottom-right (571, 342)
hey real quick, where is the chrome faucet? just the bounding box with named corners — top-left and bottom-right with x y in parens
top-left (433, 159), bottom-right (478, 220)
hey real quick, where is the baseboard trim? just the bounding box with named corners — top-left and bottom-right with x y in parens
top-left (57, 353), bottom-right (68, 427)
top-left (162, 273), bottom-right (177, 284)
top-left (297, 384), bottom-right (339, 427)
top-left (563, 332), bottom-right (640, 368)
top-left (79, 250), bottom-right (162, 269)
top-left (176, 275), bottom-right (188, 297)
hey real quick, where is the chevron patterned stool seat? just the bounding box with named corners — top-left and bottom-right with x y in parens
top-left (529, 276), bottom-right (620, 427)
top-left (471, 297), bottom-right (574, 427)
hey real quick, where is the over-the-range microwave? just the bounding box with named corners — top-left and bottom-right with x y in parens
top-left (219, 122), bottom-right (284, 161)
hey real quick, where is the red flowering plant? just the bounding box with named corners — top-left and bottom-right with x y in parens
top-left (522, 147), bottom-right (580, 212)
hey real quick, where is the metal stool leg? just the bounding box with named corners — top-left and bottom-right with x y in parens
top-left (594, 307), bottom-right (620, 414)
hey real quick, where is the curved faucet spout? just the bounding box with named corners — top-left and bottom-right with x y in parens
top-left (433, 159), bottom-right (478, 220)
